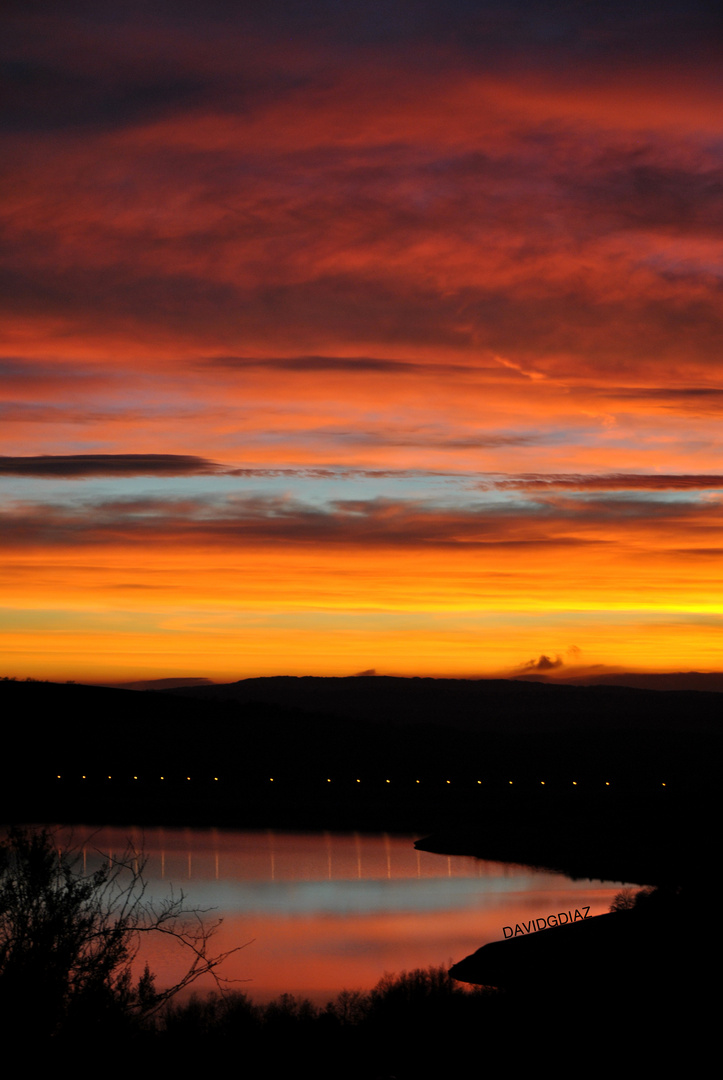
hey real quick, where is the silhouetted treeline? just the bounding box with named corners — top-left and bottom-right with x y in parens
top-left (24, 959), bottom-right (705, 1072)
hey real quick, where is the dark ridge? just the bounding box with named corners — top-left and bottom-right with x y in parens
top-left (530, 670), bottom-right (723, 693)
top-left (165, 673), bottom-right (722, 733)
top-left (106, 677), bottom-right (214, 691)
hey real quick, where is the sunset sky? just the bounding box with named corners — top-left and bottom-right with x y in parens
top-left (2, 1), bottom-right (723, 683)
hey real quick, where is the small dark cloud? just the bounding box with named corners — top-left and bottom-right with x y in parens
top-left (309, 427), bottom-right (541, 451)
top-left (0, 358), bottom-right (92, 380)
top-left (354, 669), bottom-right (377, 677)
top-left (673, 548), bottom-right (723, 557)
top-left (496, 474), bottom-right (723, 492)
top-left (0, 403), bottom-right (83, 424)
top-left (0, 454), bottom-right (221, 478)
top-left (571, 162), bottom-right (723, 237)
top-left (0, 49), bottom-right (207, 135)
top-left (227, 467), bottom-right (460, 479)
top-left (517, 654), bottom-right (564, 673)
top-left (203, 355), bottom-right (475, 376)
top-left (601, 388), bottom-right (723, 415)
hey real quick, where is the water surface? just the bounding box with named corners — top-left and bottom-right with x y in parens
top-left (62, 825), bottom-right (629, 1002)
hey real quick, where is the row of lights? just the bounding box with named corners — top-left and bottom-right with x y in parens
top-left (57, 775), bottom-right (219, 782)
top-left (54, 774), bottom-right (666, 787)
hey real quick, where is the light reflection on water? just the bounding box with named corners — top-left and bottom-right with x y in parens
top-left (58, 825), bottom-right (630, 1003)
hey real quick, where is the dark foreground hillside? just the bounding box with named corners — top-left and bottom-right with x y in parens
top-left (2, 676), bottom-right (715, 1070)
top-left (12, 958), bottom-right (709, 1072)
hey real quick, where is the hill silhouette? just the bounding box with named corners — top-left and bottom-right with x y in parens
top-left (165, 673), bottom-right (721, 733)
top-left (523, 670), bottom-right (723, 693)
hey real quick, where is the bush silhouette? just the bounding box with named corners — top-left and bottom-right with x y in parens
top-left (0, 826), bottom-right (245, 1037)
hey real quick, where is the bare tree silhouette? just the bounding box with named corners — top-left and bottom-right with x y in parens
top-left (0, 826), bottom-right (249, 1035)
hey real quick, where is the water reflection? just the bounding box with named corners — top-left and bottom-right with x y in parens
top-left (59, 825), bottom-right (630, 1002)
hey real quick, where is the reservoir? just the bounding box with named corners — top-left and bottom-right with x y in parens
top-left (58, 825), bottom-right (630, 1003)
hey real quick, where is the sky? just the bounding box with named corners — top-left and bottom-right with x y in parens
top-left (2, 0), bottom-right (723, 684)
